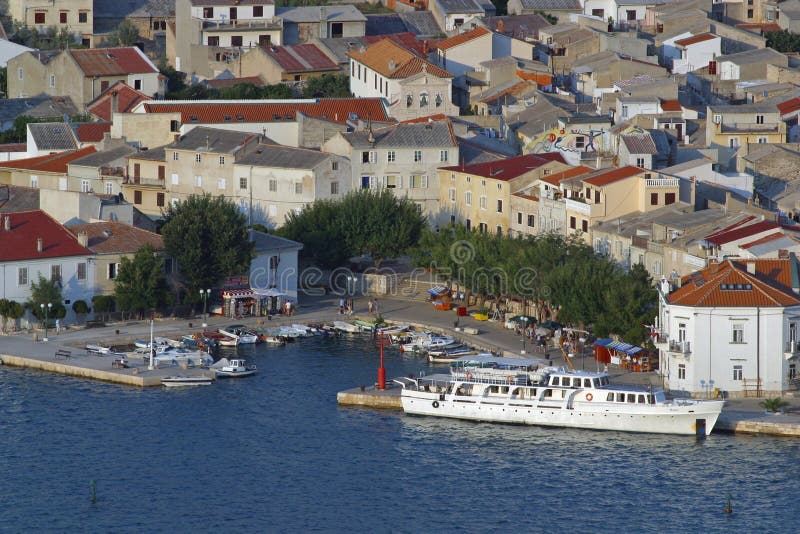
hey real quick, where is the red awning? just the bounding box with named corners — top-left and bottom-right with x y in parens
top-left (222, 289), bottom-right (256, 299)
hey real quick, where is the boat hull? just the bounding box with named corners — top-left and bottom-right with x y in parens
top-left (162, 376), bottom-right (214, 387)
top-left (216, 369), bottom-right (257, 378)
top-left (400, 392), bottom-right (723, 435)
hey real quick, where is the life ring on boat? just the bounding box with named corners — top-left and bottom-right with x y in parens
top-left (432, 401), bottom-right (440, 408)
top-left (466, 372), bottom-right (473, 380)
top-left (586, 393), bottom-right (593, 402)
top-left (547, 132), bottom-right (556, 143)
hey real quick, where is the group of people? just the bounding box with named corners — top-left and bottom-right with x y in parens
top-left (337, 297), bottom-right (379, 315)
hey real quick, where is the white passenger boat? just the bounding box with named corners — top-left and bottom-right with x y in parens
top-left (394, 356), bottom-right (724, 436)
top-left (162, 375), bottom-right (215, 387)
top-left (214, 358), bottom-right (257, 378)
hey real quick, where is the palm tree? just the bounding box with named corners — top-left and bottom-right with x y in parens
top-left (759, 398), bottom-right (790, 413)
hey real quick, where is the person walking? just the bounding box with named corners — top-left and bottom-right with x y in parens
top-left (55, 319), bottom-right (60, 335)
top-left (368, 299), bottom-right (374, 314)
top-left (339, 297), bottom-right (345, 315)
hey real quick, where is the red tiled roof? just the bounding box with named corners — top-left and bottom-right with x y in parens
top-left (705, 220), bottom-right (780, 246)
top-left (140, 98), bottom-right (392, 125)
top-left (67, 221), bottom-right (163, 254)
top-left (265, 44), bottom-right (339, 73)
top-left (660, 99), bottom-right (682, 112)
top-left (777, 97), bottom-right (800, 116)
top-left (348, 39), bottom-right (452, 79)
top-left (441, 153), bottom-right (566, 181)
top-left (736, 23), bottom-right (782, 33)
top-left (363, 33), bottom-right (431, 57)
top-left (205, 76), bottom-right (265, 89)
top-left (69, 47), bottom-right (158, 76)
top-left (87, 81), bottom-right (153, 122)
top-left (75, 123), bottom-right (112, 143)
top-left (582, 166), bottom-right (643, 187)
top-left (516, 70), bottom-right (553, 86)
top-left (540, 165), bottom-right (594, 186)
top-left (0, 146), bottom-right (97, 173)
top-left (674, 33), bottom-right (717, 47)
top-left (400, 114), bottom-right (449, 124)
top-left (514, 193), bottom-right (539, 202)
top-left (0, 210), bottom-right (92, 261)
top-left (668, 259), bottom-right (800, 307)
top-left (436, 27), bottom-right (491, 51)
top-left (740, 232), bottom-right (788, 250)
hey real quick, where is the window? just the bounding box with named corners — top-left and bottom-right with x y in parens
top-left (465, 191), bottom-right (472, 206)
top-left (203, 7), bottom-right (213, 18)
top-left (77, 262), bottom-right (87, 281)
top-left (581, 219), bottom-right (588, 232)
top-left (595, 190), bottom-right (600, 203)
top-left (331, 182), bottom-right (339, 195)
top-left (157, 193), bottom-right (165, 207)
top-left (440, 150), bottom-right (448, 163)
top-left (385, 175), bottom-right (401, 189)
top-left (195, 153), bottom-right (202, 163)
top-left (732, 324), bottom-right (744, 343)
top-left (570, 216), bottom-right (576, 229)
top-left (435, 94), bottom-right (442, 107)
top-left (230, 7), bottom-right (238, 19)
top-left (240, 177), bottom-right (248, 190)
top-left (134, 190), bottom-right (142, 205)
top-left (756, 114), bottom-right (764, 125)
top-left (465, 219), bottom-right (471, 230)
top-left (218, 178), bottom-right (226, 189)
top-left (78, 11), bottom-right (88, 23)
top-left (48, 264), bottom-right (61, 283)
top-left (496, 199), bottom-right (503, 213)
top-left (30, 175), bottom-right (38, 189)
top-left (497, 226), bottom-right (503, 236)
top-left (527, 214), bottom-right (535, 227)
top-left (172, 173), bottom-right (179, 185)
top-left (105, 182), bottom-right (113, 195)
top-left (18, 267), bottom-right (28, 286)
top-left (108, 263), bottom-right (119, 280)
top-left (747, 9), bottom-right (753, 18)
top-left (790, 364), bottom-right (797, 380)
top-left (34, 12), bottom-right (45, 24)
top-left (414, 150), bottom-right (422, 162)
top-left (729, 137), bottom-right (739, 148)
top-left (81, 180), bottom-right (90, 193)
top-left (665, 192), bottom-right (676, 205)
top-left (517, 212), bottom-right (523, 225)
top-left (592, 8), bottom-right (604, 18)
top-left (18, 68), bottom-right (22, 80)
top-left (295, 183), bottom-right (303, 194)
top-left (231, 36), bottom-right (243, 47)
top-left (134, 79), bottom-right (142, 91)
top-left (650, 192), bottom-right (658, 206)
top-left (331, 160), bottom-right (338, 171)
top-left (387, 151), bottom-right (396, 163)
top-left (173, 152), bottom-right (179, 161)
top-left (621, 105), bottom-right (629, 118)
top-left (757, 137), bottom-right (768, 144)
top-left (253, 5), bottom-right (264, 16)
top-left (575, 136), bottom-right (585, 149)
top-left (362, 151), bottom-right (375, 164)
top-left (636, 157), bottom-right (645, 168)
top-left (269, 179), bottom-right (277, 192)
top-left (49, 74), bottom-right (55, 88)
top-left (733, 365), bottom-right (743, 381)
top-left (479, 223), bottom-right (488, 234)
top-left (194, 175), bottom-right (202, 187)
top-left (208, 36), bottom-right (219, 47)
top-left (466, 176), bottom-right (471, 183)
top-left (420, 93), bottom-right (428, 108)
top-left (410, 175), bottom-right (427, 188)
top-left (480, 196), bottom-right (487, 210)
top-left (406, 94), bottom-right (413, 107)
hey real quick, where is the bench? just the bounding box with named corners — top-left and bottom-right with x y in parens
top-left (112, 359), bottom-right (129, 369)
top-left (54, 349), bottom-right (71, 360)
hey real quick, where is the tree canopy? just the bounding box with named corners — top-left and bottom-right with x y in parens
top-left (277, 188), bottom-right (426, 268)
top-left (114, 244), bottom-right (172, 318)
top-left (27, 275), bottom-right (67, 322)
top-left (302, 74), bottom-right (351, 98)
top-left (0, 298), bottom-right (25, 333)
top-left (161, 194), bottom-right (254, 299)
top-left (104, 19), bottom-right (140, 47)
top-left (11, 25), bottom-right (79, 50)
top-left (765, 30), bottom-right (800, 53)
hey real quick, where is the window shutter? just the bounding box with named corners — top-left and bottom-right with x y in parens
top-left (422, 175), bottom-right (428, 188)
top-left (397, 176), bottom-right (403, 188)
top-left (369, 176), bottom-right (377, 188)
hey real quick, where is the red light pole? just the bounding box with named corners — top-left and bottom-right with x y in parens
top-left (377, 332), bottom-right (386, 390)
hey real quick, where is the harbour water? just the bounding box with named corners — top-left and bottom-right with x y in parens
top-left (2, 335), bottom-right (799, 533)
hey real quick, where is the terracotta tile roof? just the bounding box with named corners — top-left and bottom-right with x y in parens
top-left (735, 22), bottom-right (782, 33)
top-left (69, 47), bottom-right (158, 76)
top-left (75, 123), bottom-right (112, 143)
top-left (674, 33), bottom-right (717, 47)
top-left (479, 80), bottom-right (537, 104)
top-left (87, 81), bottom-right (153, 122)
top-left (441, 152), bottom-right (566, 181)
top-left (739, 232), bottom-right (788, 250)
top-left (265, 43), bottom-right (340, 73)
top-left (400, 113), bottom-right (449, 124)
top-left (777, 96), bottom-right (800, 116)
top-left (348, 39), bottom-right (452, 79)
top-left (0, 146), bottom-right (97, 174)
top-left (660, 99), bottom-right (682, 112)
top-left (139, 98), bottom-right (391, 125)
top-left (705, 220), bottom-right (781, 246)
top-left (204, 76), bottom-right (265, 89)
top-left (0, 210), bottom-right (92, 261)
top-left (67, 221), bottom-right (164, 254)
top-left (516, 70), bottom-right (553, 86)
top-left (362, 33), bottom-right (431, 57)
top-left (668, 258), bottom-right (800, 307)
top-left (540, 165), bottom-right (594, 186)
top-left (435, 27), bottom-right (491, 51)
top-left (582, 165), bottom-right (643, 187)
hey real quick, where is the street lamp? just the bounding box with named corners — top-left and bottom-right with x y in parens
top-left (200, 289), bottom-right (211, 328)
top-left (520, 316), bottom-right (528, 354)
top-left (40, 302), bottom-right (52, 341)
top-left (348, 275), bottom-right (357, 313)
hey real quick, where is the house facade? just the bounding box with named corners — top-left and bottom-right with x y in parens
top-left (706, 104), bottom-right (786, 150)
top-left (239, 43), bottom-right (340, 84)
top-left (9, 0), bottom-right (93, 47)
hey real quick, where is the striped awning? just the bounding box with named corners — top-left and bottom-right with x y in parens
top-left (222, 289), bottom-right (256, 298)
top-left (594, 338), bottom-right (613, 347)
top-left (427, 285), bottom-right (448, 295)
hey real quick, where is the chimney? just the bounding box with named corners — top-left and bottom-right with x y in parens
top-left (497, 19), bottom-right (504, 34)
top-left (77, 231), bottom-right (88, 248)
top-left (320, 6), bottom-right (328, 39)
top-left (746, 261), bottom-right (756, 274)
top-left (37, 237), bottom-right (43, 253)
top-left (111, 90), bottom-right (119, 116)
top-left (3, 215), bottom-right (10, 231)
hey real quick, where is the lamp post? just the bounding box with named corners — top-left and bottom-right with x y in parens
top-left (200, 289), bottom-right (211, 328)
top-left (348, 275), bottom-right (357, 313)
top-left (520, 316), bottom-right (528, 354)
top-left (40, 302), bottom-right (52, 341)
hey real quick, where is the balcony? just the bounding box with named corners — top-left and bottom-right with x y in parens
top-left (201, 18), bottom-right (282, 32)
top-left (785, 340), bottom-right (800, 359)
top-left (564, 197), bottom-right (590, 215)
top-left (718, 122), bottom-right (780, 134)
top-left (124, 176), bottom-right (165, 188)
top-left (645, 177), bottom-right (679, 188)
top-left (668, 340), bottom-right (691, 354)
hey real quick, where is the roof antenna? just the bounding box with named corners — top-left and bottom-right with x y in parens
top-left (206, 135), bottom-right (210, 151)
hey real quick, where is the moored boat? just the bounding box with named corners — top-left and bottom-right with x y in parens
top-left (219, 325), bottom-right (258, 344)
top-left (162, 375), bottom-right (214, 387)
top-left (394, 357), bottom-right (724, 436)
top-left (214, 358), bottom-right (257, 378)
top-left (333, 321), bottom-right (361, 333)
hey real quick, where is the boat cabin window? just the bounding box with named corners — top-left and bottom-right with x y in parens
top-left (616, 393), bottom-right (625, 402)
top-left (648, 394), bottom-right (655, 405)
top-left (606, 392), bottom-right (614, 401)
top-left (627, 394), bottom-right (636, 403)
top-left (552, 377), bottom-right (560, 386)
top-left (638, 394), bottom-right (646, 404)
top-left (583, 378), bottom-right (592, 388)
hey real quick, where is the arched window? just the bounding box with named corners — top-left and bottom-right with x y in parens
top-left (435, 93), bottom-right (442, 107)
top-left (406, 94), bottom-right (413, 107)
top-left (420, 92), bottom-right (429, 107)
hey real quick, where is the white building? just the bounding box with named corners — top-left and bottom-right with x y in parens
top-left (655, 257), bottom-right (800, 398)
top-left (248, 230), bottom-right (302, 309)
top-left (0, 210), bottom-right (94, 325)
top-left (665, 33), bottom-right (720, 75)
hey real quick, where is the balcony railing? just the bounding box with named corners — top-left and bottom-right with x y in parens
top-left (124, 176), bottom-right (165, 188)
top-left (669, 340), bottom-right (691, 354)
top-left (201, 18), bottom-right (282, 32)
top-left (786, 341), bottom-right (800, 353)
top-left (565, 197), bottom-right (590, 215)
top-left (645, 177), bottom-right (679, 187)
top-left (719, 122), bottom-right (780, 134)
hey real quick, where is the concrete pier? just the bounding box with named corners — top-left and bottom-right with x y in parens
top-left (337, 383), bottom-right (403, 410)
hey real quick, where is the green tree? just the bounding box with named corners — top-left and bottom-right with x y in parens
top-left (0, 67), bottom-right (7, 98)
top-left (302, 74), bottom-right (351, 98)
top-left (105, 19), bottom-right (141, 47)
top-left (278, 198), bottom-right (351, 268)
top-left (161, 194), bottom-right (254, 299)
top-left (0, 299), bottom-right (24, 333)
top-left (27, 275), bottom-right (67, 322)
top-left (92, 295), bottom-right (116, 322)
top-left (765, 30), bottom-right (800, 53)
top-left (114, 244), bottom-right (171, 318)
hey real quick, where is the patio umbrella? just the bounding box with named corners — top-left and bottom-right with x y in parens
top-left (539, 320), bottom-right (562, 330)
top-left (535, 327), bottom-right (550, 336)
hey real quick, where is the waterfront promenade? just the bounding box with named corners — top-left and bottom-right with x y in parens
top-left (2, 292), bottom-right (800, 435)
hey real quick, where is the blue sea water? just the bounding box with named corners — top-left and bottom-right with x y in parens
top-left (2, 335), bottom-right (799, 533)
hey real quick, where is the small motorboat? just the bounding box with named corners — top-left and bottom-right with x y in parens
top-left (214, 358), bottom-right (257, 378)
top-left (333, 321), bottom-right (360, 333)
top-left (86, 344), bottom-right (112, 354)
top-left (219, 325), bottom-right (258, 344)
top-left (162, 375), bottom-right (214, 387)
